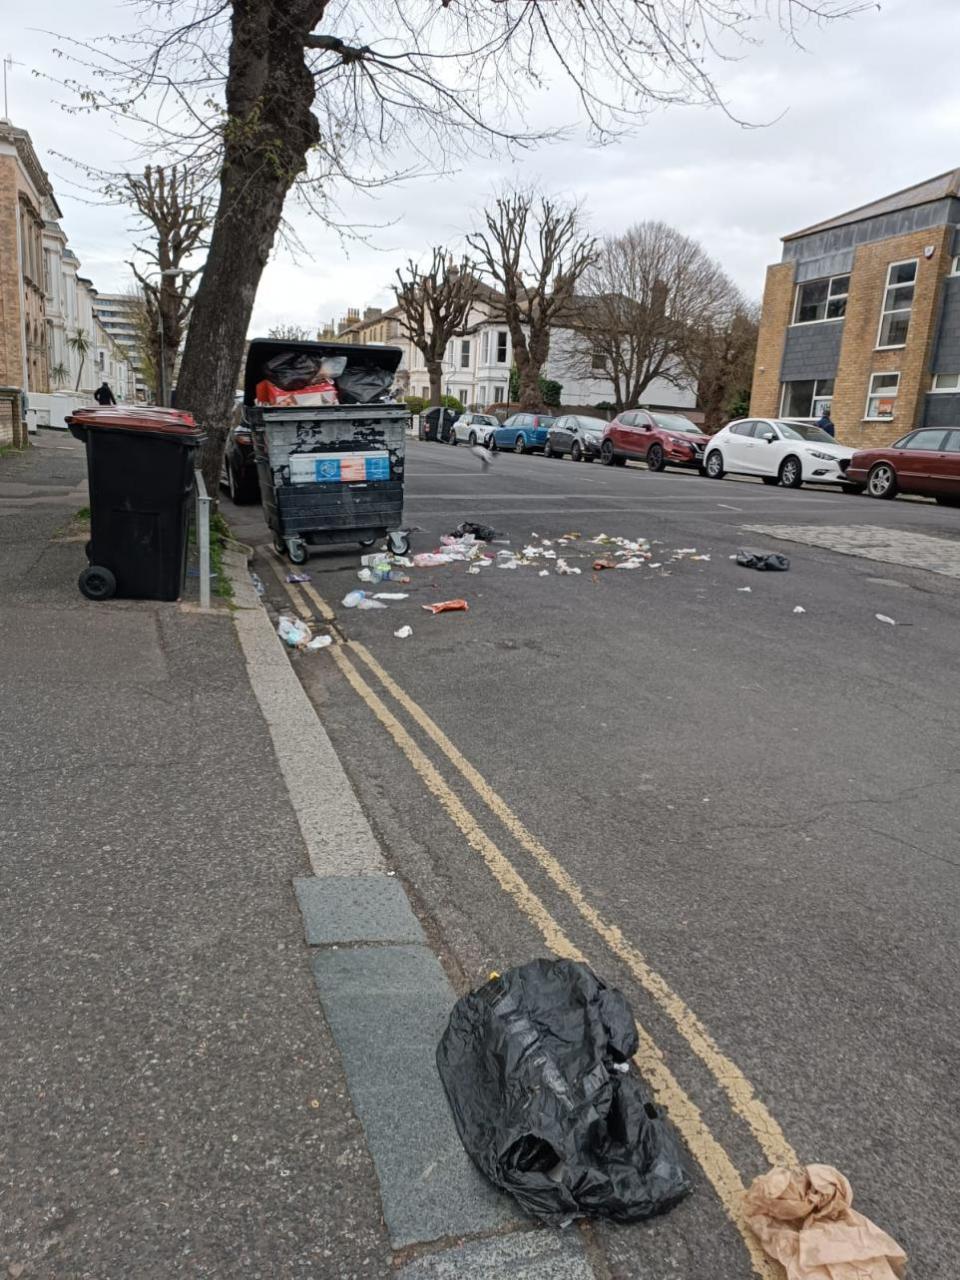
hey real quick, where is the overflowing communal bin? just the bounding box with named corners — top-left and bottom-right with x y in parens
top-left (66, 406), bottom-right (205, 601)
top-left (243, 339), bottom-right (411, 564)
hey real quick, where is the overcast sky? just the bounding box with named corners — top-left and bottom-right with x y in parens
top-left (7, 0), bottom-right (960, 334)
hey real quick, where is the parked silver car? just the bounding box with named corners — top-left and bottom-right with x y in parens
top-left (449, 412), bottom-right (499, 447)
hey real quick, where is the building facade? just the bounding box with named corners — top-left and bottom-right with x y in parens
top-left (331, 294), bottom-right (696, 413)
top-left (752, 169), bottom-right (960, 447)
top-left (94, 293), bottom-right (150, 402)
top-left (0, 119), bottom-right (132, 441)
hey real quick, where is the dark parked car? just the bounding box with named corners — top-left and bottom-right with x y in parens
top-left (544, 414), bottom-right (607, 462)
top-left (845, 427), bottom-right (960, 503)
top-left (419, 405), bottom-right (458, 442)
top-left (600, 409), bottom-right (706, 470)
top-left (491, 412), bottom-right (556, 454)
top-left (220, 409), bottom-right (259, 504)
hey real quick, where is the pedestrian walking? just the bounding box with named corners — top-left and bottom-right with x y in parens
top-left (94, 382), bottom-right (117, 405)
top-left (816, 408), bottom-right (835, 437)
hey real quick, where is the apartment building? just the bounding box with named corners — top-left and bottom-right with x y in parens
top-left (752, 169), bottom-right (960, 446)
top-left (94, 293), bottom-right (150, 401)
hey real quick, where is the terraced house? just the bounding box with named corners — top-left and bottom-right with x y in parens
top-left (751, 169), bottom-right (960, 447)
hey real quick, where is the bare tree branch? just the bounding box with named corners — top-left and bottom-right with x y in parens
top-left (394, 248), bottom-right (480, 405)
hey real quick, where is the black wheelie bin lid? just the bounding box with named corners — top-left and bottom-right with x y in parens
top-left (66, 406), bottom-right (205, 443)
top-left (244, 338), bottom-right (404, 406)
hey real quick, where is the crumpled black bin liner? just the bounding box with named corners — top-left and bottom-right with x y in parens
top-left (436, 958), bottom-right (693, 1224)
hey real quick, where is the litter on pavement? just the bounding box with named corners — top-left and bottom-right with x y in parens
top-left (737, 549), bottom-right (791, 572)
top-left (422, 599), bottom-right (469, 614)
top-left (453, 521), bottom-right (497, 541)
top-left (793, 606), bottom-right (806, 614)
top-left (286, 572), bottom-right (311, 583)
top-left (876, 613), bottom-right (897, 625)
top-left (373, 592), bottom-right (409, 600)
top-left (277, 615), bottom-right (311, 647)
top-left (436, 958), bottom-right (692, 1225)
top-left (743, 1164), bottom-right (906, 1280)
top-left (393, 625), bottom-right (413, 639)
top-left (342, 590), bottom-right (367, 608)
top-left (249, 571), bottom-right (266, 595)
top-left (306, 634), bottom-right (333, 650)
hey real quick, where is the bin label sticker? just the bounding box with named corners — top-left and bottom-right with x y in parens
top-left (312, 454), bottom-right (390, 483)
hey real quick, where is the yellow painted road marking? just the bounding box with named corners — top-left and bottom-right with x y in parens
top-left (326, 641), bottom-right (779, 1280)
top-left (347, 638), bottom-right (797, 1172)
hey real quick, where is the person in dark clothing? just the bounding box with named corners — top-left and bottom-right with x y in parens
top-left (816, 409), bottom-right (835, 437)
top-left (94, 382), bottom-right (117, 405)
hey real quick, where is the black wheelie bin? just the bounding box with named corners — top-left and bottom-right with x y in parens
top-left (66, 406), bottom-right (205, 602)
top-left (243, 339), bottom-right (411, 564)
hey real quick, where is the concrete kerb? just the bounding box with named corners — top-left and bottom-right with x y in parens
top-left (224, 548), bottom-right (597, 1274)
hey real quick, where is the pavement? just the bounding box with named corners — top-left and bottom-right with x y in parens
top-left (226, 436), bottom-right (960, 1280)
top-left (4, 430), bottom-right (957, 1279)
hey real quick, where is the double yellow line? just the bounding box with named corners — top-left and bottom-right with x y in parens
top-left (269, 559), bottom-right (791, 1278)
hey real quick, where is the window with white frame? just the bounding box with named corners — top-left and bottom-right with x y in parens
top-left (779, 378), bottom-right (835, 418)
top-left (877, 261), bottom-right (917, 348)
top-left (793, 274), bottom-right (849, 324)
top-left (493, 384), bottom-right (505, 403)
top-left (460, 338), bottom-right (471, 369)
top-left (496, 330), bottom-right (508, 363)
top-left (932, 373), bottom-right (960, 391)
top-left (477, 385), bottom-right (487, 405)
top-left (951, 257), bottom-right (960, 277)
top-left (865, 371), bottom-right (900, 419)
top-left (481, 331), bottom-right (490, 363)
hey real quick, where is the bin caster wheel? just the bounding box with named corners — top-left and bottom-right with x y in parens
top-left (387, 531), bottom-right (411, 556)
top-left (358, 535), bottom-right (377, 548)
top-left (79, 565), bottom-right (117, 601)
top-left (286, 539), bottom-right (308, 566)
top-left (272, 534), bottom-right (286, 556)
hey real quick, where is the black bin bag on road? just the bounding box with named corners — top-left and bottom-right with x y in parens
top-left (436, 958), bottom-right (693, 1224)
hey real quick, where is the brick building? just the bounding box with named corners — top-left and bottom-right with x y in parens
top-left (751, 170), bottom-right (960, 447)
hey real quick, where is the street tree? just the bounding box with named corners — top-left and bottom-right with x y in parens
top-left (268, 324), bottom-right (316, 341)
top-left (684, 301), bottom-right (760, 432)
top-left (468, 193), bottom-right (596, 412)
top-left (55, 0), bottom-right (870, 488)
top-left (123, 165), bottom-right (212, 405)
top-left (66, 327), bottom-right (91, 392)
top-left (394, 249), bottom-right (480, 407)
top-left (562, 222), bottom-right (730, 411)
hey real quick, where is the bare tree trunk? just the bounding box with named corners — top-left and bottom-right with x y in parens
top-left (427, 361), bottom-right (443, 406)
top-left (176, 0), bottom-right (323, 494)
top-left (517, 362), bottom-right (541, 412)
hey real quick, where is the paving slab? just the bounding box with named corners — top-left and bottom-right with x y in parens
top-left (396, 1230), bottom-right (595, 1279)
top-left (294, 873), bottom-right (426, 944)
top-left (742, 521), bottom-right (960, 577)
top-left (311, 944), bottom-right (517, 1247)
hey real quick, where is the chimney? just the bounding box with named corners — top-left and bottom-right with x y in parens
top-left (363, 306), bottom-right (382, 322)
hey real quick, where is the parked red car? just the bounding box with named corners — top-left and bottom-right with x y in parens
top-left (845, 427), bottom-right (960, 504)
top-left (600, 409), bottom-right (706, 471)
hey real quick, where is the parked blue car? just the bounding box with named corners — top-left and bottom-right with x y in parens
top-left (492, 412), bottom-right (557, 454)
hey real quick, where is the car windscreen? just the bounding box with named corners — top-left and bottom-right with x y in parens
top-left (574, 417), bottom-right (606, 431)
top-left (537, 417), bottom-right (556, 427)
top-left (652, 414), bottom-right (703, 434)
top-left (776, 421), bottom-right (836, 443)
top-left (473, 415), bottom-right (498, 425)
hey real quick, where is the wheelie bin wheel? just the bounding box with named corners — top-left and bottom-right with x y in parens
top-left (272, 534), bottom-right (286, 556)
top-left (287, 538), bottom-right (308, 565)
top-left (358, 535), bottom-right (378, 548)
top-left (79, 565), bottom-right (117, 601)
top-left (388, 531), bottom-right (411, 556)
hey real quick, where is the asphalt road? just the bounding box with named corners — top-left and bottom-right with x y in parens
top-left (228, 440), bottom-right (960, 1279)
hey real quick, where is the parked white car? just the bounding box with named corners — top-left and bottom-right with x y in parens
top-left (702, 418), bottom-right (857, 488)
top-left (449, 412), bottom-right (499, 447)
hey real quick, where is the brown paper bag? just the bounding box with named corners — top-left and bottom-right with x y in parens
top-left (743, 1164), bottom-right (907, 1280)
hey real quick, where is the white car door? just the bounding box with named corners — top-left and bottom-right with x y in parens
top-left (722, 421), bottom-right (758, 473)
top-left (749, 421), bottom-right (786, 476)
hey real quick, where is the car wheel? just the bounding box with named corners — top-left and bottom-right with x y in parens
top-left (761, 476), bottom-right (779, 486)
top-left (544, 439), bottom-right (554, 458)
top-left (601, 441), bottom-right (616, 466)
top-left (704, 450), bottom-right (724, 479)
top-left (78, 565), bottom-right (117, 601)
top-left (867, 463), bottom-right (898, 499)
top-left (448, 430), bottom-right (458, 445)
top-left (468, 431), bottom-right (477, 446)
top-left (647, 444), bottom-right (665, 472)
top-left (779, 455), bottom-right (803, 488)
top-left (571, 442), bottom-right (582, 462)
top-left (514, 436), bottom-right (526, 454)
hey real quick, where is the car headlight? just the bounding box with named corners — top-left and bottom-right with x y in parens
top-left (585, 432), bottom-right (602, 442)
top-left (807, 450), bottom-right (838, 461)
top-left (668, 435), bottom-right (691, 447)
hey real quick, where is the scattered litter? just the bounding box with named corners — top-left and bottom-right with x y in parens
top-left (617, 558), bottom-right (644, 569)
top-left (357, 567), bottom-right (374, 582)
top-left (743, 1164), bottom-right (907, 1280)
top-left (250, 572), bottom-right (266, 595)
top-left (357, 598), bottom-right (387, 610)
top-left (453, 521), bottom-right (496, 541)
top-left (422, 599), bottom-right (469, 614)
top-left (414, 552), bottom-right (455, 568)
top-left (737, 586), bottom-right (752, 593)
top-left (306, 634), bottom-right (333, 650)
top-left (673, 547), bottom-right (698, 555)
top-left (691, 554), bottom-right (711, 562)
top-left (342, 590), bottom-right (367, 608)
top-left (285, 572), bottom-right (310, 583)
top-left (467, 566), bottom-right (482, 575)
top-left (277, 616), bottom-right (311, 647)
top-left (875, 613), bottom-right (897, 626)
top-left (373, 592), bottom-right (409, 600)
top-left (737, 549), bottom-right (791, 572)
top-left (436, 958), bottom-right (693, 1224)
top-left (648, 562), bottom-right (662, 569)
top-left (394, 625), bottom-right (413, 639)
top-left (793, 606), bottom-right (806, 615)
top-left (555, 559), bottom-right (581, 575)
top-left (593, 559), bottom-right (616, 571)
top-left (538, 569), bottom-right (550, 577)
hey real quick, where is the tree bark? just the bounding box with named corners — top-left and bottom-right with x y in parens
top-left (176, 0), bottom-right (325, 495)
top-left (427, 361), bottom-right (443, 406)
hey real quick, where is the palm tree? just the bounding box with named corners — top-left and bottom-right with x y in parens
top-left (49, 361), bottom-right (70, 388)
top-left (66, 327), bottom-right (91, 391)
